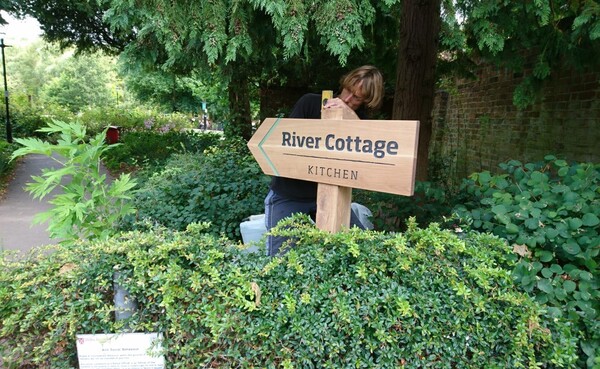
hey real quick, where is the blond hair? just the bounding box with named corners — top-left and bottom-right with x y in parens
top-left (339, 65), bottom-right (384, 109)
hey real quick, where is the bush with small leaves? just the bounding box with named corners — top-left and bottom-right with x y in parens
top-left (0, 141), bottom-right (19, 180)
top-left (77, 107), bottom-right (195, 137)
top-left (0, 219), bottom-right (578, 368)
top-left (3, 105), bottom-right (52, 139)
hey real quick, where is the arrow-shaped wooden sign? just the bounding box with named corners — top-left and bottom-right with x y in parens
top-left (248, 117), bottom-right (419, 196)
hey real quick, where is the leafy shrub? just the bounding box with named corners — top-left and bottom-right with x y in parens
top-left (354, 181), bottom-right (454, 232)
top-left (11, 120), bottom-right (137, 242)
top-left (453, 155), bottom-right (599, 368)
top-left (0, 220), bottom-right (578, 368)
top-left (4, 104), bottom-right (201, 140)
top-left (102, 130), bottom-right (223, 172)
top-left (0, 140), bottom-right (18, 198)
top-left (0, 101), bottom-right (62, 140)
top-left (77, 106), bottom-right (147, 136)
top-left (0, 141), bottom-right (19, 179)
top-left (2, 106), bottom-right (53, 139)
top-left (29, 102), bottom-right (76, 131)
top-left (123, 138), bottom-right (270, 240)
top-left (78, 106), bottom-right (195, 136)
top-left (138, 112), bottom-right (195, 133)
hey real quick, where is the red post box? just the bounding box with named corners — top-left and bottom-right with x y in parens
top-left (106, 126), bottom-right (120, 144)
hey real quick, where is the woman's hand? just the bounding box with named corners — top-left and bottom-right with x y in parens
top-left (322, 97), bottom-right (359, 119)
top-left (323, 97), bottom-right (349, 110)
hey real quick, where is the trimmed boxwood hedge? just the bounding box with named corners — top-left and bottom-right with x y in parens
top-left (0, 218), bottom-right (578, 368)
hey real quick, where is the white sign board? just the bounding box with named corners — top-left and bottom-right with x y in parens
top-left (76, 333), bottom-right (165, 369)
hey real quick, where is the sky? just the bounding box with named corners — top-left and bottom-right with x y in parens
top-left (0, 11), bottom-right (42, 47)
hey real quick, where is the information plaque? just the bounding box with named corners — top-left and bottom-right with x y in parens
top-left (76, 332), bottom-right (165, 369)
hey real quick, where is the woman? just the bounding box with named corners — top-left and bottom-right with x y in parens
top-left (264, 65), bottom-right (384, 256)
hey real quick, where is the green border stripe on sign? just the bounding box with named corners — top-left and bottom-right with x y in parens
top-left (258, 116), bottom-right (281, 176)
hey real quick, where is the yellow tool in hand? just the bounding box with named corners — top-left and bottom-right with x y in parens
top-left (321, 90), bottom-right (333, 108)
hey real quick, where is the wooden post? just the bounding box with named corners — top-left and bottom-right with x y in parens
top-left (315, 95), bottom-right (359, 232)
top-left (316, 183), bottom-right (352, 232)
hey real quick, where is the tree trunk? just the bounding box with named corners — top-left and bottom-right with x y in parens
top-left (226, 68), bottom-right (253, 140)
top-left (393, 0), bottom-right (441, 181)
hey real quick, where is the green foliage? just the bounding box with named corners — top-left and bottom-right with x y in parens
top-left (15, 0), bottom-right (131, 54)
top-left (512, 76), bottom-right (542, 110)
top-left (2, 39), bottom-right (136, 126)
top-left (117, 64), bottom-right (230, 115)
top-left (0, 220), bottom-right (578, 368)
top-left (15, 0), bottom-right (600, 132)
top-left (124, 138), bottom-right (269, 240)
top-left (7, 106), bottom-right (53, 139)
top-left (101, 0), bottom-right (403, 140)
top-left (109, 0), bottom-right (381, 67)
top-left (10, 120), bottom-right (137, 242)
top-left (40, 53), bottom-right (116, 113)
top-left (1, 242), bottom-right (119, 368)
top-left (455, 0), bottom-right (600, 108)
top-left (572, 1), bottom-right (600, 41)
top-left (102, 130), bottom-right (223, 172)
top-left (5, 41), bottom-right (62, 102)
top-left (453, 155), bottom-right (600, 367)
top-left (75, 106), bottom-right (146, 136)
top-left (248, 0), bottom-right (377, 65)
top-left (5, 100), bottom-right (204, 141)
top-left (77, 106), bottom-right (197, 137)
top-left (0, 141), bottom-right (19, 179)
top-left (354, 181), bottom-right (454, 232)
top-left (135, 73), bottom-right (195, 113)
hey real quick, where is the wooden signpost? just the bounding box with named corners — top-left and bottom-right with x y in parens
top-left (248, 100), bottom-right (419, 233)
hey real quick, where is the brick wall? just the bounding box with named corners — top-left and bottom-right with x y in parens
top-left (430, 63), bottom-right (600, 187)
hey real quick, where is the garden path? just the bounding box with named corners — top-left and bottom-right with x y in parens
top-left (0, 154), bottom-right (113, 255)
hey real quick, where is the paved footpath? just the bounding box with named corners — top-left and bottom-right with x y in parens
top-left (0, 154), bottom-right (113, 254)
top-left (0, 154), bottom-right (114, 369)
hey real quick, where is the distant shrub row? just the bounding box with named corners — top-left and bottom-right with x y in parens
top-left (102, 130), bottom-right (223, 172)
top-left (1, 104), bottom-right (199, 140)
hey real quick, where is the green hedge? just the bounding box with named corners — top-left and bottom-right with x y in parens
top-left (453, 155), bottom-right (599, 368)
top-left (2, 104), bottom-right (201, 141)
top-left (0, 220), bottom-right (578, 368)
top-left (123, 138), bottom-right (270, 240)
top-left (78, 107), bottom-right (195, 136)
top-left (1, 107), bottom-right (52, 139)
top-left (102, 130), bottom-right (223, 172)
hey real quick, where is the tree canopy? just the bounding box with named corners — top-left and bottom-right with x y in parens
top-left (454, 0), bottom-right (600, 107)
top-left (14, 0), bottom-right (132, 54)
top-left (6, 0), bottom-right (600, 174)
top-left (5, 41), bottom-right (123, 113)
top-left (40, 52), bottom-right (116, 112)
